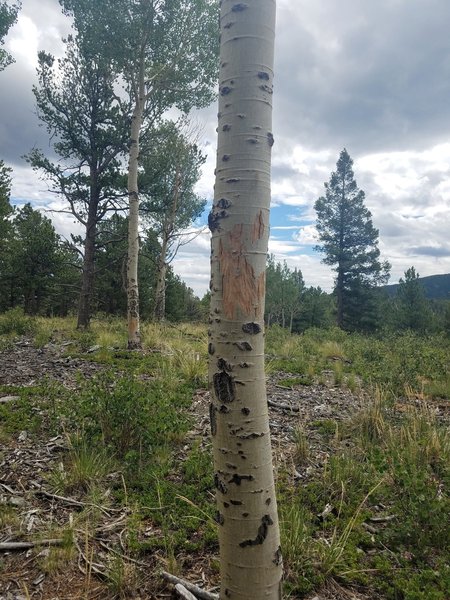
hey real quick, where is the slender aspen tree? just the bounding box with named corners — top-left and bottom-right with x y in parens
top-left (59, 0), bottom-right (218, 347)
top-left (126, 61), bottom-right (146, 348)
top-left (208, 1), bottom-right (282, 598)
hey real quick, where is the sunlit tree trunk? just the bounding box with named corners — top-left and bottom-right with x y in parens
top-left (208, 1), bottom-right (282, 598)
top-left (153, 169), bottom-right (180, 322)
top-left (153, 245), bottom-right (168, 321)
top-left (126, 61), bottom-right (145, 349)
top-left (77, 177), bottom-right (97, 329)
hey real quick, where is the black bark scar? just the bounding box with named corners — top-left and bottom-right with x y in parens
top-left (208, 210), bottom-right (228, 233)
top-left (234, 341), bottom-right (253, 351)
top-left (213, 371), bottom-right (236, 403)
top-left (214, 473), bottom-right (228, 494)
top-left (209, 403), bottom-right (217, 436)
top-left (228, 474), bottom-right (254, 486)
top-left (217, 198), bottom-right (232, 209)
top-left (242, 322), bottom-right (261, 335)
top-left (239, 514), bottom-right (274, 548)
top-left (273, 546), bottom-right (283, 565)
top-left (217, 357), bottom-right (232, 372)
top-left (232, 3), bottom-right (248, 11)
top-left (237, 432), bottom-right (264, 440)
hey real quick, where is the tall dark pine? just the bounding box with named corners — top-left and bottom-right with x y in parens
top-left (314, 149), bottom-right (390, 330)
top-left (396, 267), bottom-right (431, 332)
top-left (27, 35), bottom-right (129, 329)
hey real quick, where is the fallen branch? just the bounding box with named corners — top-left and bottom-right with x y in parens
top-left (35, 489), bottom-right (118, 515)
top-left (98, 540), bottom-right (148, 569)
top-left (362, 522), bottom-right (378, 534)
top-left (369, 514), bottom-right (396, 523)
top-left (0, 539), bottom-right (63, 551)
top-left (0, 395), bottom-right (20, 404)
top-left (74, 538), bottom-right (105, 576)
top-left (175, 584), bottom-right (198, 600)
top-left (0, 482), bottom-right (21, 495)
top-left (161, 571), bottom-right (219, 600)
top-left (268, 399), bottom-right (299, 412)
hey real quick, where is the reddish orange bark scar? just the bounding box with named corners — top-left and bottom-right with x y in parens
top-left (219, 224), bottom-right (264, 320)
top-left (251, 210), bottom-right (265, 243)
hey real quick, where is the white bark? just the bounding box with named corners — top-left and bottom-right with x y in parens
top-left (208, 1), bottom-right (281, 599)
top-left (126, 62), bottom-right (145, 349)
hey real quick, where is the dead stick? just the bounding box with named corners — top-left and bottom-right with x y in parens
top-left (175, 584), bottom-right (198, 600)
top-left (98, 540), bottom-right (148, 569)
top-left (74, 539), bottom-right (105, 576)
top-left (0, 539), bottom-right (63, 551)
top-left (369, 514), bottom-right (397, 523)
top-left (36, 489), bottom-right (117, 515)
top-left (268, 399), bottom-right (299, 412)
top-left (161, 571), bottom-right (219, 600)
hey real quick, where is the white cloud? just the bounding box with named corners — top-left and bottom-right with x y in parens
top-left (7, 16), bottom-right (39, 70)
top-left (294, 224), bottom-right (319, 246)
top-left (3, 0), bottom-right (450, 300)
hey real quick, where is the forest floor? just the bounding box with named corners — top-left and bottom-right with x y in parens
top-left (0, 328), bottom-right (449, 600)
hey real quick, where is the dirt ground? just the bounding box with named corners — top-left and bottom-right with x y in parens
top-left (0, 338), bottom-right (420, 600)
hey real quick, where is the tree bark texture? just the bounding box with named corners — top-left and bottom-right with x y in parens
top-left (153, 168), bottom-right (181, 321)
top-left (127, 98), bottom-right (144, 349)
top-left (77, 197), bottom-right (97, 329)
top-left (153, 252), bottom-right (167, 321)
top-left (208, 1), bottom-right (282, 599)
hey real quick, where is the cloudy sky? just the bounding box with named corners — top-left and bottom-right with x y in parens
top-left (1, 0), bottom-right (450, 297)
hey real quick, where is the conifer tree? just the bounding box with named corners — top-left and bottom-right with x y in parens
top-left (314, 148), bottom-right (390, 330)
top-left (27, 34), bottom-right (130, 329)
top-left (0, 1), bottom-right (20, 70)
top-left (395, 266), bottom-right (431, 332)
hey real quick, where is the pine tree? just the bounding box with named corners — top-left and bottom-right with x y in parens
top-left (0, 1), bottom-right (20, 70)
top-left (314, 148), bottom-right (390, 330)
top-left (27, 34), bottom-right (130, 329)
top-left (395, 266), bottom-right (431, 332)
top-left (9, 204), bottom-right (63, 315)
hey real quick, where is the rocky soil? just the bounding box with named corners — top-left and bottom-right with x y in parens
top-left (0, 338), bottom-right (423, 600)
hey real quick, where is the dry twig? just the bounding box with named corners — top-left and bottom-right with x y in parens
top-left (0, 539), bottom-right (63, 551)
top-left (161, 571), bottom-right (219, 600)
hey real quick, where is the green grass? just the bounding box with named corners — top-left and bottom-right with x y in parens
top-left (1, 315), bottom-right (448, 598)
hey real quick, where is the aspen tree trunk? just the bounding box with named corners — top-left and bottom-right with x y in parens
top-left (153, 245), bottom-right (168, 321)
top-left (153, 168), bottom-right (180, 322)
top-left (126, 74), bottom-right (145, 349)
top-left (77, 174), bottom-right (98, 329)
top-left (208, 1), bottom-right (282, 598)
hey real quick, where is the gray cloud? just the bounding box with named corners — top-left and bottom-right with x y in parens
top-left (275, 0), bottom-right (450, 154)
top-left (410, 246), bottom-right (450, 258)
top-left (1, 0), bottom-right (450, 296)
top-left (0, 0), bottom-right (71, 166)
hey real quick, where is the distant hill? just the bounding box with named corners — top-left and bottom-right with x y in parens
top-left (383, 273), bottom-right (450, 300)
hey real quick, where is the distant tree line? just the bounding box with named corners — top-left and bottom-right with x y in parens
top-left (0, 167), bottom-right (205, 322)
top-left (1, 158), bottom-right (448, 334)
top-left (264, 256), bottom-right (449, 336)
top-left (263, 148), bottom-right (449, 336)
